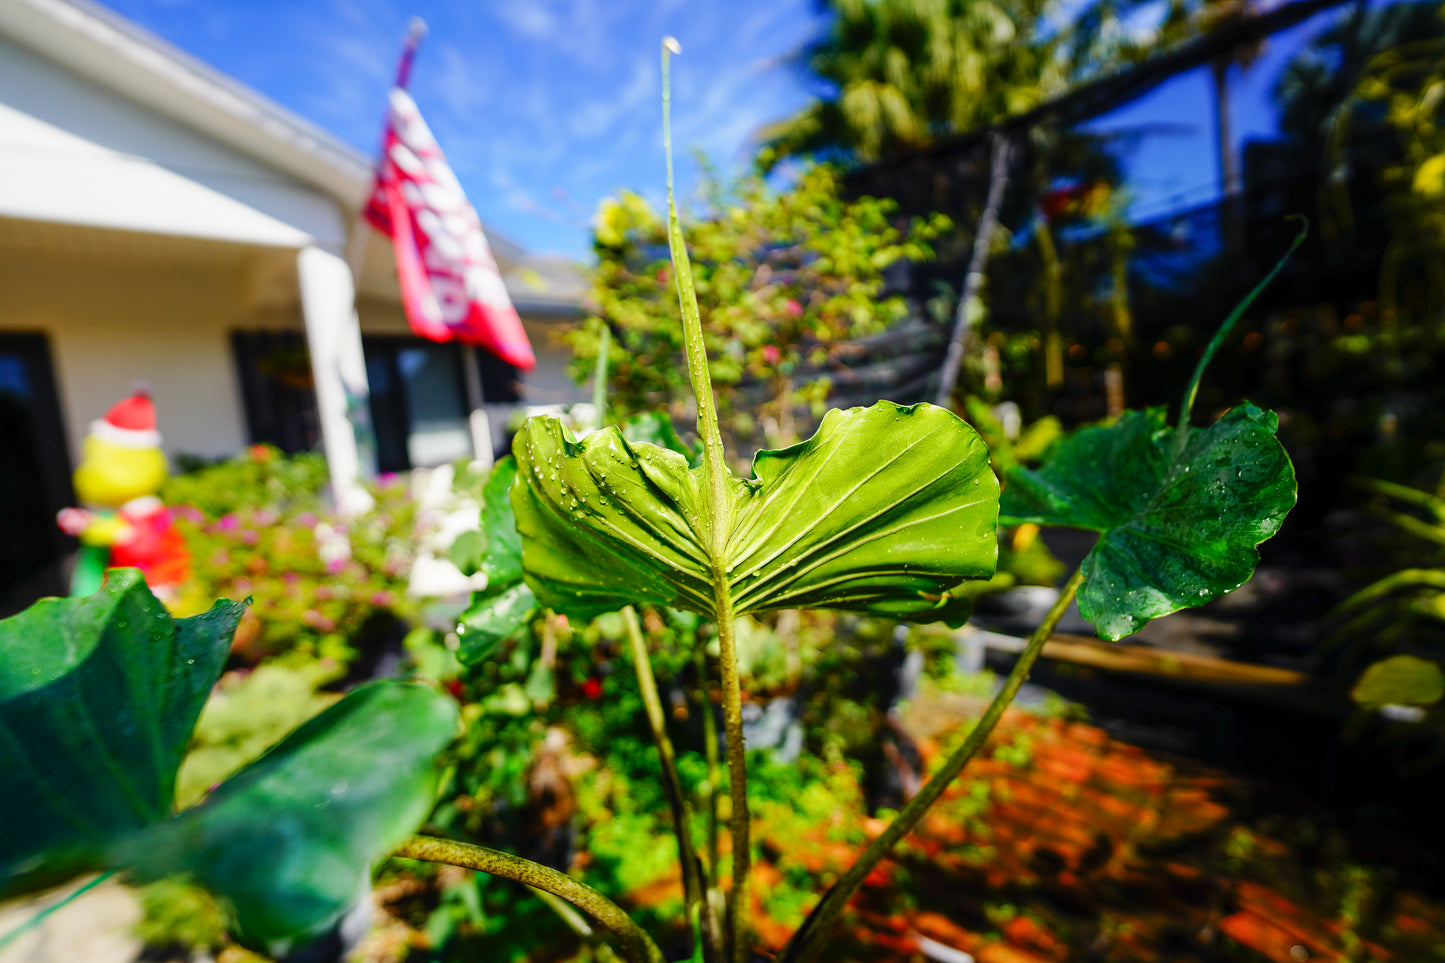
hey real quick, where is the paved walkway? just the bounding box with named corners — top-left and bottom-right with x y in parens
top-left (0, 877), bottom-right (140, 963)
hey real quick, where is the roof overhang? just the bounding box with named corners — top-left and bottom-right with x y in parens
top-left (0, 0), bottom-right (374, 212)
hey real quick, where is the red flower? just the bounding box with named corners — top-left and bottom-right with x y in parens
top-left (581, 677), bottom-right (603, 699)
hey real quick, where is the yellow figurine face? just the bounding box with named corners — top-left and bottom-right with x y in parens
top-left (73, 435), bottom-right (168, 507)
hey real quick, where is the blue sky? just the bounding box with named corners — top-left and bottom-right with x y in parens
top-left (98, 0), bottom-right (1349, 261)
top-left (100, 0), bottom-right (829, 260)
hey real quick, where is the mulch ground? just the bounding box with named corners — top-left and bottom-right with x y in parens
top-left (639, 690), bottom-right (1445, 963)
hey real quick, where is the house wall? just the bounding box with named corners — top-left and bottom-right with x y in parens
top-left (0, 243), bottom-right (270, 464)
top-left (0, 34), bottom-right (341, 249)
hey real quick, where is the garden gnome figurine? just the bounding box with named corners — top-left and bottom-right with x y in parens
top-left (57, 387), bottom-right (190, 598)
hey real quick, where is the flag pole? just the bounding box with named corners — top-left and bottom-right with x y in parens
top-left (346, 17), bottom-right (427, 287)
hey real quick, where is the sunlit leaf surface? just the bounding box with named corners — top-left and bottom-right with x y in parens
top-left (1001, 404), bottom-right (1296, 640)
top-left (513, 401), bottom-right (999, 625)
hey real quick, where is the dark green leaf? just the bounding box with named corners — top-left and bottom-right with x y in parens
top-left (454, 458), bottom-right (538, 665)
top-left (477, 457), bottom-right (524, 589)
top-left (1352, 655), bottom-right (1445, 710)
top-left (1001, 404), bottom-right (1296, 640)
top-left (116, 681), bottom-right (457, 951)
top-left (457, 582), bottom-right (537, 664)
top-left (512, 401), bottom-right (999, 624)
top-left (0, 571), bottom-right (243, 896)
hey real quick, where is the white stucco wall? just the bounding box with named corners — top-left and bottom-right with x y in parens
top-left (0, 243), bottom-right (270, 463)
top-left (0, 34), bottom-right (341, 249)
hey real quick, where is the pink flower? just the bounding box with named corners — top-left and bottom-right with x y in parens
top-left (325, 558), bottom-right (347, 575)
top-left (371, 591), bottom-right (393, 608)
top-left (762, 345), bottom-right (780, 365)
top-left (784, 298), bottom-right (803, 318)
top-left (216, 514), bottom-right (239, 532)
top-left (241, 530), bottom-right (260, 546)
top-left (297, 512), bottom-right (318, 528)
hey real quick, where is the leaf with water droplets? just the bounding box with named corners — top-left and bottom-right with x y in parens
top-left (0, 570), bottom-right (244, 897)
top-left (1000, 403), bottom-right (1295, 640)
top-left (512, 401), bottom-right (999, 624)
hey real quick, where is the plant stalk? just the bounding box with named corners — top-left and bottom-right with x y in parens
top-left (697, 644), bottom-right (722, 879)
top-left (395, 835), bottom-right (665, 963)
top-left (663, 39), bottom-right (750, 963)
top-left (780, 566), bottom-right (1086, 963)
top-left (1178, 218), bottom-right (1307, 431)
top-left (711, 588), bottom-right (751, 963)
top-left (622, 606), bottom-right (719, 961)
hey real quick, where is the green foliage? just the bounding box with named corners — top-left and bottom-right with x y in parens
top-left (162, 444), bottom-right (328, 518)
top-left (1328, 476), bottom-right (1445, 707)
top-left (0, 571), bottom-right (243, 896)
top-left (1002, 404), bottom-right (1296, 639)
top-left (119, 681), bottom-right (457, 952)
top-left (0, 574), bottom-right (457, 953)
top-left (174, 473), bottom-right (421, 667)
top-left (512, 401), bottom-right (999, 625)
top-left (454, 458), bottom-right (538, 665)
top-left (574, 165), bottom-right (947, 450)
top-left (1351, 655), bottom-right (1445, 710)
top-left (759, 0), bottom-right (1061, 166)
top-left (174, 662), bottom-right (338, 808)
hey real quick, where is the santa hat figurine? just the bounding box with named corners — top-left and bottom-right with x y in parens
top-left (58, 387), bottom-right (190, 599)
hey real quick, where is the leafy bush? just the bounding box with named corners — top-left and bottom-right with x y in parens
top-left (172, 473), bottom-right (422, 668)
top-left (162, 444), bottom-right (329, 518)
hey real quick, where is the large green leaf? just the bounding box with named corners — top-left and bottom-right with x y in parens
top-left (455, 457), bottom-right (537, 664)
top-left (512, 400), bottom-right (999, 624)
top-left (1001, 404), bottom-right (1296, 640)
top-left (1351, 655), bottom-right (1445, 710)
top-left (0, 570), bottom-right (243, 896)
top-left (116, 681), bottom-right (457, 951)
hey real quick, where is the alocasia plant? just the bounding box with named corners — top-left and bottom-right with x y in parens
top-left (0, 570), bottom-right (458, 953)
top-left (0, 43), bottom-right (1305, 963)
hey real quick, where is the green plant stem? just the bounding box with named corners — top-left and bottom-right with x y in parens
top-left (1330, 569), bottom-right (1445, 616)
top-left (696, 644), bottom-right (722, 879)
top-left (394, 836), bottom-right (665, 963)
top-left (712, 589), bottom-right (751, 963)
top-left (780, 566), bottom-right (1086, 963)
top-left (1178, 218), bottom-right (1307, 430)
top-left (621, 606), bottom-right (717, 961)
top-left (663, 39), bottom-right (750, 963)
top-left (0, 871), bottom-right (117, 953)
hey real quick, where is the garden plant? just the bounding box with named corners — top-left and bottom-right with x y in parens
top-left (0, 43), bottom-right (1301, 963)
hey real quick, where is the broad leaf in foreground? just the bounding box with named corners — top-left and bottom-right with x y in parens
top-left (512, 400), bottom-right (999, 624)
top-left (117, 681), bottom-right (457, 951)
top-left (0, 570), bottom-right (243, 896)
top-left (455, 457), bottom-right (536, 664)
top-left (1351, 655), bottom-right (1445, 710)
top-left (1001, 404), bottom-right (1296, 640)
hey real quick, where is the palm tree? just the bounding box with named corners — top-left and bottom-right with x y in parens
top-left (759, 0), bottom-right (1164, 404)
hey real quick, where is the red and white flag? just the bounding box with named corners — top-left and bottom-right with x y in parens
top-left (364, 87), bottom-right (536, 370)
